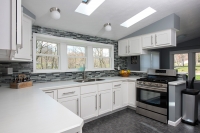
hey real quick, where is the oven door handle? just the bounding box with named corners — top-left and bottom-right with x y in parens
top-left (137, 86), bottom-right (167, 92)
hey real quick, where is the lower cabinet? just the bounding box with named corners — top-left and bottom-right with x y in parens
top-left (58, 96), bottom-right (80, 116)
top-left (128, 82), bottom-right (136, 108)
top-left (122, 82), bottom-right (128, 107)
top-left (113, 88), bottom-right (122, 110)
top-left (98, 90), bottom-right (112, 115)
top-left (80, 93), bottom-right (98, 120)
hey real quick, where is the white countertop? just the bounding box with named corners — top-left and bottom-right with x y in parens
top-left (0, 76), bottom-right (140, 133)
top-left (168, 80), bottom-right (186, 85)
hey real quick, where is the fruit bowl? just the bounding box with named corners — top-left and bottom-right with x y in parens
top-left (119, 70), bottom-right (131, 77)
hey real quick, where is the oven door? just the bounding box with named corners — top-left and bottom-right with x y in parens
top-left (137, 86), bottom-right (167, 108)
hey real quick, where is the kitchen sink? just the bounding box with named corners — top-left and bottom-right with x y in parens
top-left (74, 78), bottom-right (105, 83)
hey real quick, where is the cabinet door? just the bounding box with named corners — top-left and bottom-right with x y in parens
top-left (118, 39), bottom-right (128, 56)
top-left (14, 14), bottom-right (32, 61)
top-left (128, 82), bottom-right (136, 108)
top-left (58, 96), bottom-right (80, 116)
top-left (81, 93), bottom-right (98, 120)
top-left (155, 30), bottom-right (170, 46)
top-left (113, 88), bottom-right (122, 110)
top-left (142, 34), bottom-right (154, 48)
top-left (128, 37), bottom-right (141, 54)
top-left (122, 82), bottom-right (128, 107)
top-left (99, 90), bottom-right (112, 115)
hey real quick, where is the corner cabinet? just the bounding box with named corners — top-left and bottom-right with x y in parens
top-left (118, 37), bottom-right (147, 56)
top-left (142, 29), bottom-right (176, 49)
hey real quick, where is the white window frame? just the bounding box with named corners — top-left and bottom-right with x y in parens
top-left (33, 33), bottom-right (114, 73)
top-left (170, 49), bottom-right (200, 81)
top-left (92, 47), bottom-right (112, 70)
top-left (66, 45), bottom-right (87, 71)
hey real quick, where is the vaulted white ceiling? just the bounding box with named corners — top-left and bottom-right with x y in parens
top-left (23, 0), bottom-right (200, 43)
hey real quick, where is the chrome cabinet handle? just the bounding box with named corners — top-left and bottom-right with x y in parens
top-left (151, 36), bottom-right (153, 45)
top-left (128, 45), bottom-right (130, 53)
top-left (114, 84), bottom-right (121, 87)
top-left (155, 35), bottom-right (157, 44)
top-left (62, 91), bottom-right (75, 95)
top-left (113, 91), bottom-right (115, 104)
top-left (99, 94), bottom-right (101, 109)
top-left (95, 94), bottom-right (97, 110)
top-left (126, 45), bottom-right (127, 53)
top-left (77, 98), bottom-right (79, 115)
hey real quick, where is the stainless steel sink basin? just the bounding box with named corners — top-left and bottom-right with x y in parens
top-left (74, 78), bottom-right (105, 83)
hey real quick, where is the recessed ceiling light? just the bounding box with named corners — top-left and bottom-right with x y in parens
top-left (121, 7), bottom-right (156, 28)
top-left (75, 0), bottom-right (105, 16)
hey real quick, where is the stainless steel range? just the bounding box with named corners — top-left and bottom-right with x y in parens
top-left (136, 69), bottom-right (177, 124)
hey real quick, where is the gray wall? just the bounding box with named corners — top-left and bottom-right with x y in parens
top-left (159, 37), bottom-right (200, 69)
top-left (121, 14), bottom-right (180, 40)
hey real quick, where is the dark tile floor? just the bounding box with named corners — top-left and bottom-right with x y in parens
top-left (83, 97), bottom-right (200, 133)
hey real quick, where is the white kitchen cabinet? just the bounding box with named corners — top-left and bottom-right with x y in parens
top-left (58, 96), bottom-right (80, 116)
top-left (122, 82), bottom-right (128, 107)
top-left (129, 37), bottom-right (143, 54)
top-left (113, 88), bottom-right (122, 110)
top-left (81, 93), bottom-right (98, 120)
top-left (142, 29), bottom-right (176, 49)
top-left (98, 90), bottom-right (112, 115)
top-left (118, 37), bottom-right (147, 56)
top-left (12, 14), bottom-right (32, 61)
top-left (43, 90), bottom-right (58, 100)
top-left (142, 34), bottom-right (154, 49)
top-left (128, 82), bottom-right (136, 108)
top-left (118, 39), bottom-right (129, 55)
top-left (0, 0), bottom-right (22, 50)
top-left (155, 30), bottom-right (171, 46)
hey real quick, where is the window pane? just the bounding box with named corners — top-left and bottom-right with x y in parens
top-left (36, 40), bottom-right (58, 55)
top-left (94, 58), bottom-right (110, 68)
top-left (67, 46), bottom-right (85, 57)
top-left (174, 53), bottom-right (188, 74)
top-left (36, 56), bottom-right (59, 69)
top-left (68, 58), bottom-right (86, 69)
top-left (195, 53), bottom-right (200, 80)
top-left (93, 48), bottom-right (110, 57)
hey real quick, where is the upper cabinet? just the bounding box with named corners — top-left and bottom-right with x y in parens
top-left (0, 0), bottom-right (22, 51)
top-left (142, 29), bottom-right (176, 49)
top-left (0, 0), bottom-right (33, 62)
top-left (119, 29), bottom-right (176, 56)
top-left (12, 14), bottom-right (33, 61)
top-left (118, 37), bottom-right (147, 56)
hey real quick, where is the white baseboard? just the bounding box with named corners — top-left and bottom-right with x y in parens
top-left (168, 117), bottom-right (182, 126)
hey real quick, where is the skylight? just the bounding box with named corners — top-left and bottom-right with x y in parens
top-left (120, 7), bottom-right (156, 28)
top-left (75, 0), bottom-right (105, 16)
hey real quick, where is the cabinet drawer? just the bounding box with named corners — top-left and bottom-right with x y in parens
top-left (98, 83), bottom-right (112, 92)
top-left (58, 87), bottom-right (80, 99)
top-left (113, 81), bottom-right (122, 88)
top-left (81, 85), bottom-right (97, 95)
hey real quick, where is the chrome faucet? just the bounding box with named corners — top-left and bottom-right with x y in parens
top-left (82, 71), bottom-right (87, 80)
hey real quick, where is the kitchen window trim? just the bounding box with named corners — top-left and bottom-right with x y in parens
top-left (33, 33), bottom-right (114, 73)
top-left (170, 49), bottom-right (200, 81)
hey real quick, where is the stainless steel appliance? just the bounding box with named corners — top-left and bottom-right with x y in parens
top-left (136, 69), bottom-right (177, 124)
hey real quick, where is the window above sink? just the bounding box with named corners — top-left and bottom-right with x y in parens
top-left (33, 33), bottom-right (114, 73)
